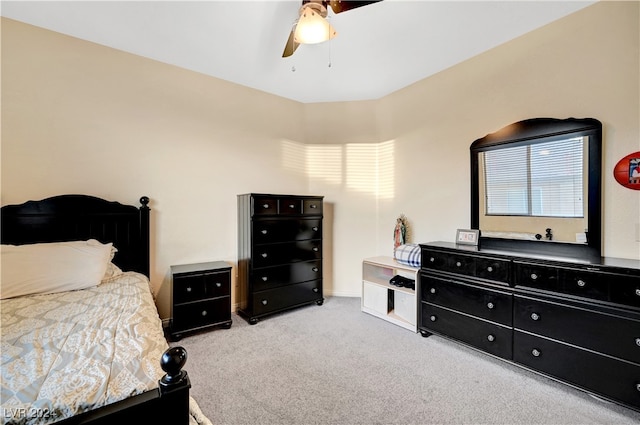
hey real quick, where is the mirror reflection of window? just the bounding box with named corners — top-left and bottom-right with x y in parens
top-left (482, 137), bottom-right (585, 218)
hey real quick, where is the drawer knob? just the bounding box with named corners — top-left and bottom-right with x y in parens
top-left (262, 204), bottom-right (269, 209)
top-left (310, 204), bottom-right (318, 209)
top-left (487, 334), bottom-right (495, 342)
top-left (487, 266), bottom-right (493, 272)
top-left (312, 227), bottom-right (319, 231)
top-left (456, 262), bottom-right (462, 267)
top-left (313, 247), bottom-right (319, 252)
top-left (531, 273), bottom-right (538, 280)
top-left (262, 276), bottom-right (268, 281)
top-left (216, 282), bottom-right (222, 288)
top-left (430, 257), bottom-right (435, 262)
top-left (312, 267), bottom-right (319, 272)
top-left (637, 384), bottom-right (640, 393)
top-left (261, 229), bottom-right (268, 234)
top-left (487, 302), bottom-right (494, 310)
top-left (635, 289), bottom-right (640, 297)
top-left (430, 315), bottom-right (437, 322)
top-left (289, 204), bottom-right (296, 209)
top-left (577, 279), bottom-right (586, 287)
top-left (430, 288), bottom-right (436, 294)
top-left (261, 253), bottom-right (268, 258)
top-left (531, 313), bottom-right (540, 321)
top-left (201, 310), bottom-right (207, 316)
top-left (635, 338), bottom-right (640, 347)
top-left (313, 287), bottom-right (319, 293)
top-left (186, 287), bottom-right (192, 293)
top-left (532, 349), bottom-right (541, 357)
top-left (262, 299), bottom-right (268, 305)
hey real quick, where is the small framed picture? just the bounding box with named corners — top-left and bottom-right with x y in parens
top-left (456, 229), bottom-right (480, 246)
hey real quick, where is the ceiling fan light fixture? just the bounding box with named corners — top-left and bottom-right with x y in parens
top-left (293, 5), bottom-right (337, 44)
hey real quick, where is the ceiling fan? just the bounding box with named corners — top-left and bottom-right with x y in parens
top-left (282, 0), bottom-right (383, 57)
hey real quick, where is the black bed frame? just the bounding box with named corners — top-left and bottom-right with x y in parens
top-left (1, 194), bottom-right (191, 425)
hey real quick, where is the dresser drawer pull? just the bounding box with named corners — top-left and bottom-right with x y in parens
top-left (312, 287), bottom-right (319, 293)
top-left (262, 204), bottom-right (270, 209)
top-left (577, 279), bottom-right (586, 287)
top-left (312, 227), bottom-right (319, 231)
top-left (487, 334), bottom-right (495, 342)
top-left (430, 288), bottom-right (436, 294)
top-left (201, 310), bottom-right (208, 317)
top-left (487, 302), bottom-right (494, 310)
top-left (531, 349), bottom-right (541, 357)
top-left (637, 384), bottom-right (640, 393)
top-left (186, 287), bottom-right (192, 293)
top-left (289, 204), bottom-right (296, 209)
top-left (530, 273), bottom-right (538, 280)
top-left (430, 315), bottom-right (437, 322)
top-left (635, 289), bottom-right (640, 297)
top-left (531, 313), bottom-right (540, 321)
top-left (262, 299), bottom-right (268, 305)
top-left (261, 229), bottom-right (268, 234)
top-left (313, 247), bottom-right (319, 252)
top-left (456, 262), bottom-right (462, 267)
top-left (310, 204), bottom-right (318, 209)
top-left (635, 338), bottom-right (640, 347)
top-left (262, 276), bottom-right (268, 281)
top-left (261, 253), bottom-right (268, 258)
top-left (215, 282), bottom-right (222, 288)
top-left (312, 267), bottom-right (319, 272)
top-left (487, 266), bottom-right (493, 272)
top-left (429, 257), bottom-right (435, 262)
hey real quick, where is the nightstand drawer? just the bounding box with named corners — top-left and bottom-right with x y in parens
top-left (174, 270), bottom-right (230, 304)
top-left (172, 298), bottom-right (230, 332)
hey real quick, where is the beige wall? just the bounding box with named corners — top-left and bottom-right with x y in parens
top-left (2, 1), bottom-right (639, 319)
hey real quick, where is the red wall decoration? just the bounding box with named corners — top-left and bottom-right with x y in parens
top-left (613, 151), bottom-right (640, 190)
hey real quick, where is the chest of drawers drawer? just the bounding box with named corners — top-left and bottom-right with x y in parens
top-left (252, 280), bottom-right (322, 315)
top-left (252, 240), bottom-right (321, 268)
top-left (253, 219), bottom-right (322, 244)
top-left (422, 248), bottom-right (510, 284)
top-left (421, 304), bottom-right (512, 359)
top-left (514, 294), bottom-right (640, 364)
top-left (514, 330), bottom-right (640, 410)
top-left (515, 261), bottom-right (640, 307)
top-left (251, 260), bottom-right (322, 292)
top-left (421, 273), bottom-right (512, 326)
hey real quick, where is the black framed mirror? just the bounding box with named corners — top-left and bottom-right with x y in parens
top-left (470, 118), bottom-right (602, 260)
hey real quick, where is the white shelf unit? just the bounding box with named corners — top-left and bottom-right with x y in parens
top-left (361, 256), bottom-right (418, 332)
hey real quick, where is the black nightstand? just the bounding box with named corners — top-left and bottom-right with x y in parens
top-left (170, 261), bottom-right (232, 340)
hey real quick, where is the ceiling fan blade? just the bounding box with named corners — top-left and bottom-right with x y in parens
top-left (282, 27), bottom-right (300, 58)
top-left (327, 0), bottom-right (383, 14)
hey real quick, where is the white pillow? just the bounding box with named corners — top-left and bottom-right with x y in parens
top-left (1, 239), bottom-right (113, 299)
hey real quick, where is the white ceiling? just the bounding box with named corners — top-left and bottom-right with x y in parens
top-left (1, 0), bottom-right (596, 103)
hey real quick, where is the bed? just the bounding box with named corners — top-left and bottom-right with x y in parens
top-left (1, 195), bottom-right (192, 425)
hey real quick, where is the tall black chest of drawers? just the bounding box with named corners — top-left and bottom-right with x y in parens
top-left (419, 241), bottom-right (640, 413)
top-left (237, 193), bottom-right (324, 324)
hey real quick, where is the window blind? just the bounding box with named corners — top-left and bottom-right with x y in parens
top-left (484, 137), bottom-right (584, 217)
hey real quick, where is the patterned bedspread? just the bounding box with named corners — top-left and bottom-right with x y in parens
top-left (1, 272), bottom-right (169, 425)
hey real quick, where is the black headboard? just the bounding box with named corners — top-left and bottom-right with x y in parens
top-left (1, 195), bottom-right (150, 277)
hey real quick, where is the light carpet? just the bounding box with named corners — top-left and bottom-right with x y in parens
top-left (174, 296), bottom-right (640, 425)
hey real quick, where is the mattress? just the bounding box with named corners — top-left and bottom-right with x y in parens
top-left (1, 272), bottom-right (168, 425)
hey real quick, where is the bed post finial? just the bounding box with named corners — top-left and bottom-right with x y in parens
top-left (140, 196), bottom-right (150, 209)
top-left (159, 346), bottom-right (190, 394)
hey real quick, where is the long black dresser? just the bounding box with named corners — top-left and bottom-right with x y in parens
top-left (237, 193), bottom-right (324, 324)
top-left (419, 241), bottom-right (640, 412)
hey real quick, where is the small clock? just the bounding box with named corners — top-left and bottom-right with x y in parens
top-left (456, 229), bottom-right (480, 246)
